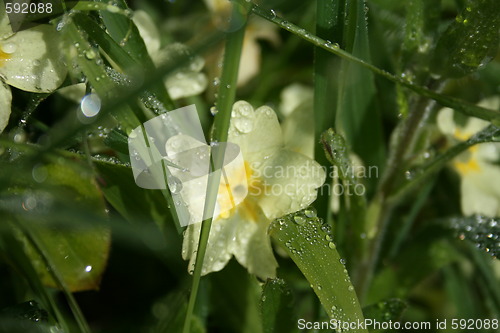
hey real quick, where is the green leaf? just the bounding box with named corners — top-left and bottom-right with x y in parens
top-left (269, 209), bottom-right (367, 332)
top-left (363, 298), bottom-right (407, 332)
top-left (0, 301), bottom-right (51, 333)
top-left (449, 215), bottom-right (499, 258)
top-left (261, 279), bottom-right (296, 333)
top-left (93, 159), bottom-right (172, 228)
top-left (336, 0), bottom-right (385, 170)
top-left (431, 0), bottom-right (500, 78)
top-left (14, 163), bottom-right (111, 292)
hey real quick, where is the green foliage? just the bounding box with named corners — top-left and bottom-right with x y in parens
top-left (0, 0), bottom-right (499, 331)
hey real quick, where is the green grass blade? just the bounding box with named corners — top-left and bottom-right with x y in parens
top-left (269, 209), bottom-right (367, 332)
top-left (183, 3), bottom-right (250, 332)
top-left (245, 1), bottom-right (500, 122)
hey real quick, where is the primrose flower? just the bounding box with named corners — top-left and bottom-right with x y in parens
top-left (437, 97), bottom-right (500, 217)
top-left (133, 10), bottom-right (207, 99)
top-left (0, 5), bottom-right (67, 133)
top-left (204, 0), bottom-right (279, 86)
top-left (182, 101), bottom-right (325, 279)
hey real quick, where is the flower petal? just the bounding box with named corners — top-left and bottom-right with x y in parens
top-left (0, 25), bottom-right (67, 92)
top-left (254, 149), bottom-right (326, 220)
top-left (230, 208), bottom-right (278, 280)
top-left (132, 10), bottom-right (161, 56)
top-left (0, 80), bottom-right (12, 133)
top-left (182, 214), bottom-right (240, 276)
top-left (237, 35), bottom-right (260, 86)
top-left (228, 101), bottom-right (282, 162)
top-left (182, 206), bottom-right (278, 279)
top-left (279, 83), bottom-right (313, 117)
top-left (282, 98), bottom-right (314, 159)
top-left (461, 163), bottom-right (500, 216)
top-left (165, 71), bottom-right (208, 99)
top-left (436, 107), bottom-right (456, 136)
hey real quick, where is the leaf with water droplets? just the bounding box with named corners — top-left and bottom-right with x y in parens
top-left (450, 215), bottom-right (500, 258)
top-left (431, 0), bottom-right (500, 78)
top-left (0, 300), bottom-right (52, 333)
top-left (269, 208), bottom-right (367, 332)
top-left (13, 163), bottom-right (111, 292)
top-left (260, 279), bottom-right (295, 333)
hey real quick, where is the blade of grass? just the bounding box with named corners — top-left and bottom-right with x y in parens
top-left (242, 0), bottom-right (500, 122)
top-left (269, 210), bottom-right (367, 332)
top-left (313, 0), bottom-right (338, 226)
top-left (183, 3), bottom-right (250, 332)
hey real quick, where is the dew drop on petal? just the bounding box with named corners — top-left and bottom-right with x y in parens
top-left (2, 42), bottom-right (17, 54)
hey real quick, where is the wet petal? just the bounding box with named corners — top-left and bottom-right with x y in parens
top-left (231, 210), bottom-right (278, 280)
top-left (255, 149), bottom-right (326, 220)
top-left (461, 163), bottom-right (500, 216)
top-left (133, 10), bottom-right (161, 56)
top-left (228, 101), bottom-right (282, 163)
top-left (0, 25), bottom-right (67, 92)
top-left (165, 71), bottom-right (207, 99)
top-left (0, 80), bottom-right (12, 133)
top-left (436, 107), bottom-right (456, 136)
top-left (182, 214), bottom-right (240, 276)
top-left (282, 98), bottom-right (314, 158)
top-left (279, 83), bottom-right (313, 117)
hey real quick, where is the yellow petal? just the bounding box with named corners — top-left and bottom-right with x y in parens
top-left (228, 101), bottom-right (282, 163)
top-left (0, 25), bottom-right (67, 92)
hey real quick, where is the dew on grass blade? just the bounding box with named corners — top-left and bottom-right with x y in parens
top-left (80, 93), bottom-right (102, 118)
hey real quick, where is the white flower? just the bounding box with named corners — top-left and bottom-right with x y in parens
top-left (204, 0), bottom-right (280, 86)
top-left (437, 97), bottom-right (500, 217)
top-left (182, 101), bottom-right (325, 279)
top-left (133, 10), bottom-right (207, 99)
top-left (0, 3), bottom-right (67, 133)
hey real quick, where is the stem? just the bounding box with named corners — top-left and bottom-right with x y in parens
top-left (183, 5), bottom-right (248, 332)
top-left (355, 80), bottom-right (441, 301)
top-left (313, 0), bottom-right (338, 225)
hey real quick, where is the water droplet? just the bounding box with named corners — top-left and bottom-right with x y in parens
top-left (304, 207), bottom-right (317, 217)
top-left (210, 106), bottom-right (218, 116)
top-left (234, 118), bottom-right (253, 133)
top-left (270, 9), bottom-right (277, 19)
top-left (84, 49), bottom-right (97, 60)
top-left (325, 234), bottom-right (332, 241)
top-left (328, 242), bottom-right (336, 249)
top-left (167, 176), bottom-right (183, 194)
top-left (2, 42), bottom-right (17, 54)
top-left (339, 258), bottom-right (346, 265)
top-left (85, 265), bottom-right (92, 272)
top-left (213, 77), bottom-right (220, 86)
top-left (348, 286), bottom-right (354, 292)
top-left (293, 216), bottom-right (306, 225)
top-left (80, 93), bottom-right (101, 118)
top-left (317, 285), bottom-right (322, 290)
top-left (107, 4), bottom-right (120, 13)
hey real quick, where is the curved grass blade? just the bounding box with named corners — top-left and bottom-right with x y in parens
top-left (269, 209), bottom-right (367, 332)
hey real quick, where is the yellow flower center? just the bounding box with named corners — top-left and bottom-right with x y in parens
top-left (217, 161), bottom-right (264, 222)
top-left (451, 129), bottom-right (482, 175)
top-left (0, 48), bottom-right (10, 67)
top-left (453, 157), bottom-right (480, 175)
